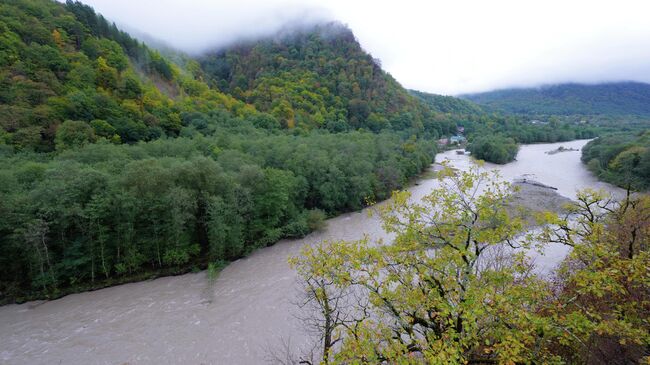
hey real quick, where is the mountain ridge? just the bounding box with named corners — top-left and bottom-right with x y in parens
top-left (408, 89), bottom-right (484, 115)
top-left (197, 22), bottom-right (455, 135)
top-left (462, 81), bottom-right (650, 117)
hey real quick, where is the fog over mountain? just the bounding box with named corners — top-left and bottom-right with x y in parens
top-left (70, 0), bottom-right (650, 94)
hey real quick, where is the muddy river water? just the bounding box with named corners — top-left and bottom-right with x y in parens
top-left (0, 139), bottom-right (622, 365)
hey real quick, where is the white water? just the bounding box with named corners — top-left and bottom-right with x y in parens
top-left (0, 139), bottom-right (622, 365)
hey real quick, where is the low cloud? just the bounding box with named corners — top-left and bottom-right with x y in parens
top-left (75, 0), bottom-right (650, 95)
top-left (75, 0), bottom-right (333, 53)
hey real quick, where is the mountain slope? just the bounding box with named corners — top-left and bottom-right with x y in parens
top-left (198, 23), bottom-right (455, 136)
top-left (409, 89), bottom-right (484, 115)
top-left (463, 82), bottom-right (650, 117)
top-left (0, 0), bottom-right (251, 151)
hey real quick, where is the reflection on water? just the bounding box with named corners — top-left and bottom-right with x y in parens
top-left (0, 139), bottom-right (621, 365)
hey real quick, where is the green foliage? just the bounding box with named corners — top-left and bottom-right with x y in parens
top-left (55, 120), bottom-right (96, 149)
top-left (292, 166), bottom-right (553, 363)
top-left (0, 123), bottom-right (435, 301)
top-left (464, 81), bottom-right (650, 117)
top-left (455, 113), bottom-right (599, 145)
top-left (409, 89), bottom-right (484, 115)
top-left (163, 244), bottom-right (199, 266)
top-left (198, 23), bottom-right (454, 137)
top-left (582, 131), bottom-right (650, 190)
top-left (0, 0), bottom-right (246, 150)
top-left (206, 260), bottom-right (227, 282)
top-left (89, 119), bottom-right (115, 138)
top-left (538, 190), bottom-right (650, 363)
top-left (291, 167), bottom-right (650, 364)
top-left (82, 38), bottom-right (129, 71)
top-left (467, 134), bottom-right (519, 164)
top-left (306, 209), bottom-right (326, 231)
top-left (11, 126), bottom-right (42, 151)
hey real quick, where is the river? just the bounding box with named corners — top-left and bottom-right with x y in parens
top-left (0, 139), bottom-right (622, 365)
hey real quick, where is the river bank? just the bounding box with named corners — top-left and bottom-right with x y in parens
top-left (0, 139), bottom-right (622, 365)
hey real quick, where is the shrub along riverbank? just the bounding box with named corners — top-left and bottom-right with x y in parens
top-left (466, 134), bottom-right (519, 164)
top-left (582, 131), bottom-right (650, 191)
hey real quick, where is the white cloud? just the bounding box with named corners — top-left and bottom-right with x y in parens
top-left (75, 0), bottom-right (650, 94)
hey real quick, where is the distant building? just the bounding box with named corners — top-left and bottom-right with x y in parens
top-left (437, 138), bottom-right (449, 146)
top-left (456, 126), bottom-right (465, 134)
top-left (530, 120), bottom-right (549, 125)
top-left (450, 135), bottom-right (465, 144)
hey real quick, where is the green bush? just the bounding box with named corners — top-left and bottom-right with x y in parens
top-left (468, 134), bottom-right (519, 164)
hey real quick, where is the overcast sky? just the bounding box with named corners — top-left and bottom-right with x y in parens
top-left (76, 0), bottom-right (650, 95)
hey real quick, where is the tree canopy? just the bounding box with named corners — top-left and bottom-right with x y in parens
top-left (0, 122), bottom-right (436, 302)
top-left (467, 134), bottom-right (519, 164)
top-left (582, 131), bottom-right (650, 191)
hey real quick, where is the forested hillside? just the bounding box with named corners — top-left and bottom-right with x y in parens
top-left (0, 0), bottom-right (443, 302)
top-left (582, 131), bottom-right (650, 190)
top-left (409, 89), bottom-right (484, 115)
top-left (463, 82), bottom-right (650, 117)
top-left (198, 24), bottom-right (455, 136)
top-left (0, 0), bottom-right (258, 152)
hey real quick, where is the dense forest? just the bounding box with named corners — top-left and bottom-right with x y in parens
top-left (409, 89), bottom-right (485, 115)
top-left (460, 113), bottom-right (597, 142)
top-left (0, 123), bottom-right (434, 301)
top-left (463, 82), bottom-right (650, 117)
top-left (466, 134), bottom-right (518, 164)
top-left (582, 131), bottom-right (650, 190)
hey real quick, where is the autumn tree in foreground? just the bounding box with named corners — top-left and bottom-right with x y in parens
top-left (540, 189), bottom-right (650, 364)
top-left (290, 165), bottom-right (650, 364)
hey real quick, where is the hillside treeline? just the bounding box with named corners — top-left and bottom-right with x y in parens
top-left (582, 131), bottom-right (650, 190)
